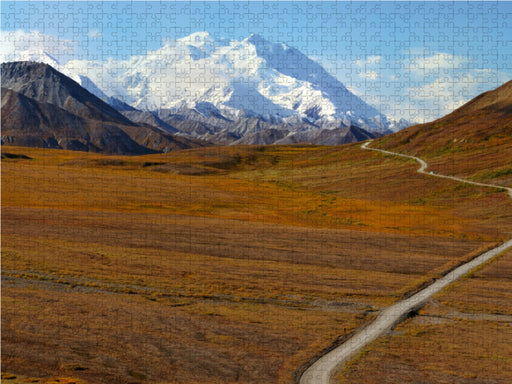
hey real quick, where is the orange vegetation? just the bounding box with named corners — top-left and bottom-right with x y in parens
top-left (337, 249), bottom-right (512, 384)
top-left (2, 143), bottom-right (511, 383)
top-left (374, 80), bottom-right (512, 187)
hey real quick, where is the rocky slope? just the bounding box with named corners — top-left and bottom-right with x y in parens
top-left (1, 62), bottom-right (205, 154)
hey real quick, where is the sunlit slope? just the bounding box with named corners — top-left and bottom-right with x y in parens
top-left (331, 80), bottom-right (512, 384)
top-left (375, 80), bottom-right (512, 187)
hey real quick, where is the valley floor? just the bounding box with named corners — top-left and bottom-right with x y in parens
top-left (2, 144), bottom-right (511, 383)
top-left (336, 247), bottom-right (512, 384)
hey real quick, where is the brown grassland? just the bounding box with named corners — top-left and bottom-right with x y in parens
top-left (2, 143), bottom-right (512, 383)
top-left (336, 248), bottom-right (512, 384)
top-left (334, 83), bottom-right (512, 384)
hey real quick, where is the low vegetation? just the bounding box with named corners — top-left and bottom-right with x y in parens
top-left (2, 143), bottom-right (511, 383)
top-left (336, 249), bottom-right (512, 384)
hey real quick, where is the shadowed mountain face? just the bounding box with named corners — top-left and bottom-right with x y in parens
top-left (312, 126), bottom-right (377, 146)
top-left (231, 125), bottom-right (376, 146)
top-left (1, 87), bottom-right (149, 153)
top-left (120, 110), bottom-right (178, 134)
top-left (1, 61), bottom-right (382, 150)
top-left (1, 62), bottom-right (205, 154)
top-left (1, 61), bottom-right (134, 125)
top-left (156, 107), bottom-right (378, 146)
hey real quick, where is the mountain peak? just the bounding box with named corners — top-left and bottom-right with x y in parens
top-left (246, 33), bottom-right (266, 43)
top-left (1, 61), bottom-right (134, 126)
top-left (178, 31), bottom-right (214, 44)
top-left (2, 33), bottom-right (395, 133)
top-left (245, 34), bottom-right (292, 53)
top-left (177, 32), bottom-right (231, 49)
top-left (175, 32), bottom-right (231, 58)
top-left (0, 48), bottom-right (60, 68)
top-left (245, 33), bottom-right (279, 50)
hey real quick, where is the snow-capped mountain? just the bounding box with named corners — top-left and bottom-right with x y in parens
top-left (1, 61), bottom-right (205, 154)
top-left (1, 32), bottom-right (402, 133)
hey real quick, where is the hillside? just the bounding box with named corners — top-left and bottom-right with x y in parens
top-left (1, 87), bottom-right (151, 154)
top-left (375, 80), bottom-right (512, 186)
top-left (1, 61), bottom-right (134, 125)
top-left (1, 62), bottom-right (205, 154)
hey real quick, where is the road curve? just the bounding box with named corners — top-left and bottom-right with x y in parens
top-left (361, 141), bottom-right (512, 198)
top-left (300, 140), bottom-right (512, 384)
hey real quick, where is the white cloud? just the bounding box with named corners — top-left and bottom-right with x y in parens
top-left (405, 70), bottom-right (512, 121)
top-left (353, 55), bottom-right (381, 67)
top-left (358, 70), bottom-right (379, 80)
top-left (299, 52), bottom-right (511, 124)
top-left (407, 74), bottom-right (475, 117)
top-left (88, 30), bottom-right (102, 39)
top-left (367, 56), bottom-right (381, 65)
top-left (407, 53), bottom-right (468, 75)
top-left (0, 30), bottom-right (76, 63)
top-left (409, 73), bottom-right (482, 103)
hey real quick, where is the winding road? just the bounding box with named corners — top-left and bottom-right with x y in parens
top-left (361, 141), bottom-right (512, 198)
top-left (300, 140), bottom-right (512, 384)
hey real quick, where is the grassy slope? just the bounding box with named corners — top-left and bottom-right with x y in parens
top-left (374, 80), bottom-right (512, 187)
top-left (335, 81), bottom-right (512, 384)
top-left (2, 143), bottom-right (511, 383)
top-left (336, 249), bottom-right (512, 384)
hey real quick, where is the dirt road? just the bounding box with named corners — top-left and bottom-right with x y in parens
top-left (361, 141), bottom-right (512, 198)
top-left (300, 140), bottom-right (512, 384)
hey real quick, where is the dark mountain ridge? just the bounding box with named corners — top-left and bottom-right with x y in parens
top-left (1, 61), bottom-right (391, 151)
top-left (1, 62), bottom-right (205, 154)
top-left (1, 87), bottom-right (149, 153)
top-left (1, 61), bottom-right (133, 126)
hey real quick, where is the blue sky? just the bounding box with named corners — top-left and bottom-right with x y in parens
top-left (2, 1), bottom-right (511, 122)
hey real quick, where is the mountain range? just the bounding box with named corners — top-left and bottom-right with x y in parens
top-left (6, 33), bottom-right (507, 155)
top-left (1, 33), bottom-right (412, 150)
top-left (1, 61), bottom-right (205, 154)
top-left (60, 33), bottom-right (397, 130)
